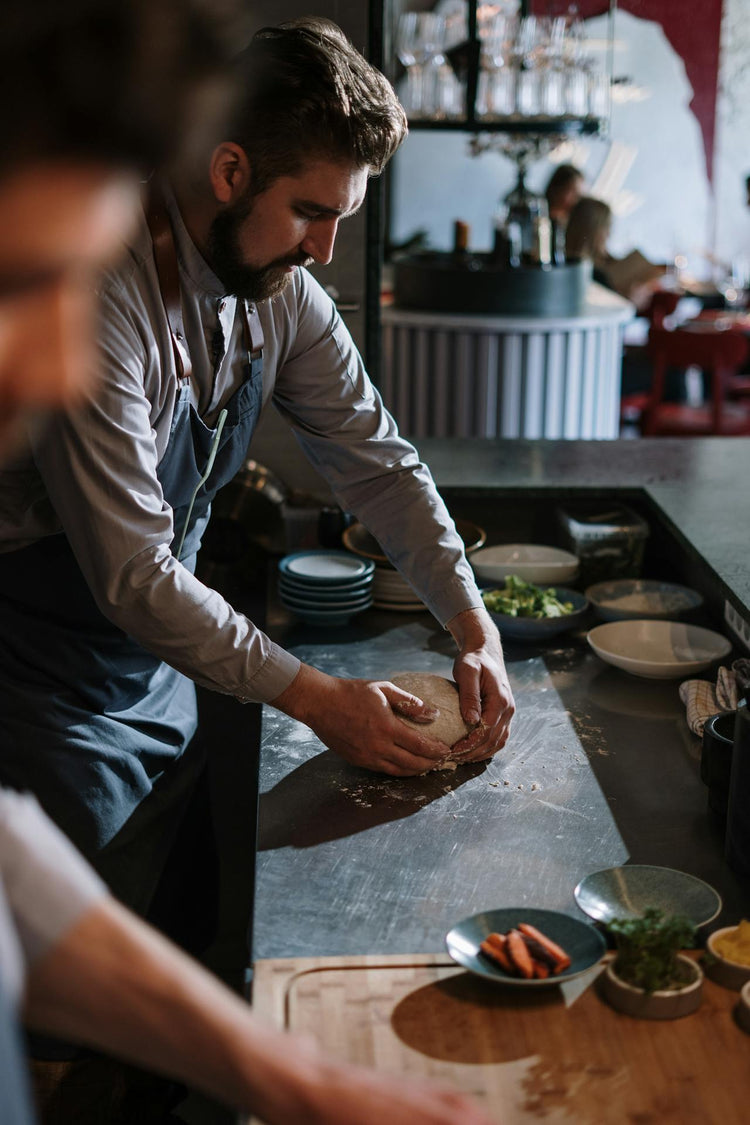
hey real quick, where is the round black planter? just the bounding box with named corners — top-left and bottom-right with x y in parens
top-left (392, 253), bottom-right (593, 318)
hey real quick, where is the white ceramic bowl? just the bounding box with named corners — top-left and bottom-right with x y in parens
top-left (471, 544), bottom-right (579, 586)
top-left (587, 620), bottom-right (732, 679)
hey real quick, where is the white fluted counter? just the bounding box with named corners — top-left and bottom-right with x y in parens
top-left (380, 283), bottom-right (635, 440)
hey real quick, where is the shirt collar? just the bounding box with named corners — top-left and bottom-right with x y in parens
top-left (160, 179), bottom-right (231, 301)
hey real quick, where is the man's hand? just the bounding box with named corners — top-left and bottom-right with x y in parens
top-left (282, 1043), bottom-right (495, 1125)
top-left (25, 898), bottom-right (493, 1125)
top-left (271, 665), bottom-right (453, 776)
top-left (446, 606), bottom-right (515, 762)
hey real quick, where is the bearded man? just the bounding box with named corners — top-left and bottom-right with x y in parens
top-left (0, 18), bottom-right (514, 922)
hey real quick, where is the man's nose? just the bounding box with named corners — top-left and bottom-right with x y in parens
top-left (301, 218), bottom-right (339, 266)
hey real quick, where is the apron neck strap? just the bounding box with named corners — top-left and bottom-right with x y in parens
top-left (243, 302), bottom-right (264, 361)
top-left (145, 180), bottom-right (265, 378)
top-left (145, 182), bottom-right (192, 383)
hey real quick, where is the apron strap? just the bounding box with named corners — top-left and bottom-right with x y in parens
top-left (145, 185), bottom-right (192, 383)
top-left (145, 180), bottom-right (265, 379)
top-left (244, 301), bottom-right (264, 360)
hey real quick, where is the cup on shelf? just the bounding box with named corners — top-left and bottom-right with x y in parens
top-left (396, 11), bottom-right (446, 119)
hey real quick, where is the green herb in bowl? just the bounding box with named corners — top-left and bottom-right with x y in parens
top-left (482, 575), bottom-right (575, 619)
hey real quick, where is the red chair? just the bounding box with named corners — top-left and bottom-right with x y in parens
top-left (642, 326), bottom-right (750, 436)
top-left (619, 291), bottom-right (683, 431)
top-left (645, 289), bottom-right (681, 329)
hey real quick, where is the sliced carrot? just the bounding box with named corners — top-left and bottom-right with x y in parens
top-left (518, 922), bottom-right (571, 972)
top-left (480, 933), bottom-right (514, 973)
top-left (506, 929), bottom-right (535, 979)
top-left (520, 933), bottom-right (558, 972)
top-left (532, 959), bottom-right (550, 979)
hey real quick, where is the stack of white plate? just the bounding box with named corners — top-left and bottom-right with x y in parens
top-left (278, 550), bottom-right (374, 626)
top-left (372, 566), bottom-right (426, 613)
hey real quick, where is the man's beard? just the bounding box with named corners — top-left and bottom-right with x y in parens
top-left (207, 194), bottom-right (311, 301)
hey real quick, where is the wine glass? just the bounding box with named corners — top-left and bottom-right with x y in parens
top-left (514, 16), bottom-right (541, 117)
top-left (477, 11), bottom-right (514, 119)
top-left (396, 12), bottom-right (446, 119)
top-left (563, 9), bottom-right (589, 116)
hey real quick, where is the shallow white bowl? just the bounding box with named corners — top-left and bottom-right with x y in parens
top-left (587, 619), bottom-right (732, 679)
top-left (471, 544), bottom-right (579, 586)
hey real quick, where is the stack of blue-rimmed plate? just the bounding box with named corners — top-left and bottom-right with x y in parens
top-left (278, 549), bottom-right (375, 626)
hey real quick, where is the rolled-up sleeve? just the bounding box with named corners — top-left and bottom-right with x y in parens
top-left (269, 275), bottom-right (482, 627)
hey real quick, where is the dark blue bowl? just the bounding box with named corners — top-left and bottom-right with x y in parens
top-left (482, 585), bottom-right (589, 641)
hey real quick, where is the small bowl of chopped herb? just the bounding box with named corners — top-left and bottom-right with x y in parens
top-left (481, 575), bottom-right (590, 641)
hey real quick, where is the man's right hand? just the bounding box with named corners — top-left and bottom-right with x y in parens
top-left (274, 1044), bottom-right (494, 1125)
top-left (271, 664), bottom-right (452, 776)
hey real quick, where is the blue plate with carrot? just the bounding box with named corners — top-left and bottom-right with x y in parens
top-left (445, 906), bottom-right (607, 987)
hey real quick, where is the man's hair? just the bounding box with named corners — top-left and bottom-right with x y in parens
top-left (228, 17), bottom-right (408, 193)
top-left (545, 163), bottom-right (584, 207)
top-left (0, 0), bottom-right (242, 177)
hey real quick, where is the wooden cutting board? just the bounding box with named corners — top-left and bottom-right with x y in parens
top-left (250, 953), bottom-right (750, 1125)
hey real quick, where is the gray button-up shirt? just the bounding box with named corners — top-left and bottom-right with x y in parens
top-left (0, 187), bottom-right (481, 703)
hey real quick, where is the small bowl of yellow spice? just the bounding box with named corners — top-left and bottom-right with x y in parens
top-left (705, 920), bottom-right (750, 990)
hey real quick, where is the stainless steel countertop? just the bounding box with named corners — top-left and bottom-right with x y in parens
top-left (253, 607), bottom-right (750, 962)
top-left (252, 439), bottom-right (750, 961)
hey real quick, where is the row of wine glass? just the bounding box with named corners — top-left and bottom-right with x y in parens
top-left (396, 9), bottom-right (609, 123)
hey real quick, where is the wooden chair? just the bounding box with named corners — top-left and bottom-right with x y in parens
top-left (642, 326), bottom-right (750, 436)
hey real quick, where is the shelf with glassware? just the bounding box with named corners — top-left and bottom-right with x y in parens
top-left (391, 1), bottom-right (615, 138)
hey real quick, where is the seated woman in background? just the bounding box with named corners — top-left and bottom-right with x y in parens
top-left (566, 196), bottom-right (667, 311)
top-left (544, 163), bottom-right (584, 225)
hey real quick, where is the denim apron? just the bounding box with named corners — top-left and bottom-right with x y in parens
top-left (0, 196), bottom-right (264, 913)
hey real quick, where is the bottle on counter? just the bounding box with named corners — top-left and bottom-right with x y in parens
top-left (451, 219), bottom-right (481, 270)
top-left (551, 218), bottom-right (567, 266)
top-left (491, 216), bottom-right (522, 269)
top-left (530, 205), bottom-right (553, 269)
top-left (503, 170), bottom-right (545, 266)
top-left (493, 170), bottom-right (554, 268)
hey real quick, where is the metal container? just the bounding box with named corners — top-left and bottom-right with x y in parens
top-left (556, 502), bottom-right (650, 587)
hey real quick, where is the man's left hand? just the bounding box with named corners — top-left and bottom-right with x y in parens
top-left (446, 606), bottom-right (515, 762)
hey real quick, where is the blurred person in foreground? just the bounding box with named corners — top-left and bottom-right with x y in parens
top-left (0, 3), bottom-right (494, 1124)
top-left (0, 18), bottom-right (514, 918)
top-left (566, 195), bottom-right (667, 311)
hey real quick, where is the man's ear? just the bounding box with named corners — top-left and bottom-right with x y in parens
top-left (209, 143), bottom-right (251, 204)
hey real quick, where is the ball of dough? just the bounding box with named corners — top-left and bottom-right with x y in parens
top-left (390, 671), bottom-right (476, 753)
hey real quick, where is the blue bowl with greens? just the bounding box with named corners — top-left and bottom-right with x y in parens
top-left (482, 577), bottom-right (589, 641)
